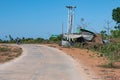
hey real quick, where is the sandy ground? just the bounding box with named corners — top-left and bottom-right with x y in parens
top-left (47, 44), bottom-right (120, 80)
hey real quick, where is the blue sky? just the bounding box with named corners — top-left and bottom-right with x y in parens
top-left (0, 0), bottom-right (120, 39)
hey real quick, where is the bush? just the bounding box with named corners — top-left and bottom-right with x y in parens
top-left (93, 43), bottom-right (120, 67)
top-left (78, 42), bottom-right (120, 67)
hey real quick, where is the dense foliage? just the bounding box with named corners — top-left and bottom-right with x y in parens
top-left (93, 43), bottom-right (120, 61)
top-left (111, 30), bottom-right (120, 38)
top-left (112, 7), bottom-right (120, 23)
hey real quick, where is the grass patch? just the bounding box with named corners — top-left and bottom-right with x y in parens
top-left (100, 63), bottom-right (116, 68)
top-left (85, 43), bottom-right (120, 68)
top-left (0, 46), bottom-right (10, 52)
top-left (0, 45), bottom-right (22, 63)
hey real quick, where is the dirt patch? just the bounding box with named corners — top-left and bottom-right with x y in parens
top-left (0, 44), bottom-right (22, 63)
top-left (47, 44), bottom-right (120, 80)
top-left (92, 34), bottom-right (103, 44)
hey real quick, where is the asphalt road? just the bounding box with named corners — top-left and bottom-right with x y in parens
top-left (0, 44), bottom-right (81, 80)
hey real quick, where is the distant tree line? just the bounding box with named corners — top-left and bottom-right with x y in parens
top-left (0, 35), bottom-right (49, 44)
top-left (0, 34), bottom-right (63, 44)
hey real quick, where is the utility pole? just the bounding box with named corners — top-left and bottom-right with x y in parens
top-left (62, 23), bottom-right (64, 35)
top-left (61, 23), bottom-right (64, 42)
top-left (66, 6), bottom-right (76, 34)
top-left (66, 6), bottom-right (76, 41)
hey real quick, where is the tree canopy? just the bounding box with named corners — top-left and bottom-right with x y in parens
top-left (112, 7), bottom-right (120, 23)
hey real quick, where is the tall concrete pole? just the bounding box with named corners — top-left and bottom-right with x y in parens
top-left (66, 6), bottom-right (76, 34)
top-left (66, 6), bottom-right (76, 41)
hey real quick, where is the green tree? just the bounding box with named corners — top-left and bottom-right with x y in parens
top-left (9, 35), bottom-right (15, 43)
top-left (0, 35), bottom-right (3, 43)
top-left (9, 35), bottom-right (13, 41)
top-left (111, 30), bottom-right (120, 38)
top-left (112, 7), bottom-right (120, 23)
top-left (100, 30), bottom-right (107, 39)
top-left (35, 38), bottom-right (44, 43)
top-left (49, 34), bottom-right (62, 43)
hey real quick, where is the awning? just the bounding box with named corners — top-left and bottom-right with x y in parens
top-left (63, 34), bottom-right (94, 41)
top-left (63, 34), bottom-right (82, 39)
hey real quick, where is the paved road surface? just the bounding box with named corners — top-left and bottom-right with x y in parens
top-left (0, 44), bottom-right (81, 80)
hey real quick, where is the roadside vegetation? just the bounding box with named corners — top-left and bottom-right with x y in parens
top-left (0, 36), bottom-right (49, 44)
top-left (0, 34), bottom-right (63, 44)
top-left (0, 45), bottom-right (22, 63)
top-left (89, 43), bottom-right (120, 68)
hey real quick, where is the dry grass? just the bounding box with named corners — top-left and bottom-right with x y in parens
top-left (0, 45), bottom-right (22, 63)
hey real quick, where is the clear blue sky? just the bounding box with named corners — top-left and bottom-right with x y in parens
top-left (0, 0), bottom-right (120, 39)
